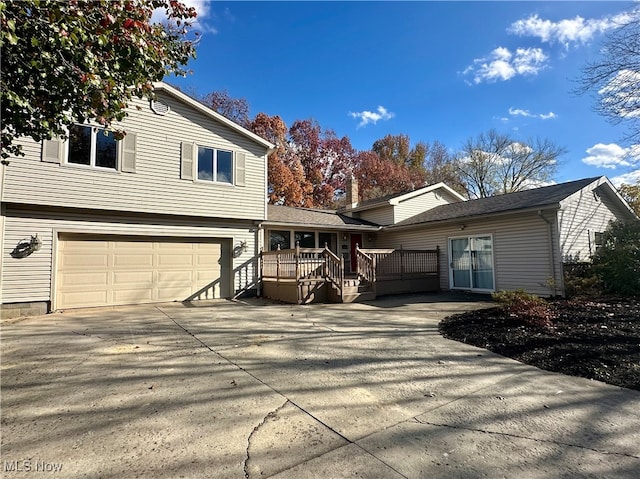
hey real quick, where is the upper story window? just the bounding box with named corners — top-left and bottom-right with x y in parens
top-left (197, 146), bottom-right (233, 184)
top-left (67, 125), bottom-right (117, 170)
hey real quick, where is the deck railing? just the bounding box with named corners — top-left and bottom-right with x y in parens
top-left (260, 244), bottom-right (344, 291)
top-left (355, 247), bottom-right (376, 285)
top-left (261, 244), bottom-right (439, 302)
top-left (358, 246), bottom-right (439, 279)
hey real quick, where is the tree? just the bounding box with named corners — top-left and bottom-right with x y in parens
top-left (288, 119), bottom-right (356, 208)
top-left (247, 113), bottom-right (312, 207)
top-left (578, 16), bottom-right (640, 143)
top-left (618, 182), bottom-right (640, 217)
top-left (201, 90), bottom-right (250, 127)
top-left (353, 150), bottom-right (425, 201)
top-left (1, 0), bottom-right (198, 159)
top-left (592, 220), bottom-right (640, 296)
top-left (372, 134), bottom-right (427, 170)
top-left (422, 140), bottom-right (467, 196)
top-left (455, 129), bottom-right (564, 198)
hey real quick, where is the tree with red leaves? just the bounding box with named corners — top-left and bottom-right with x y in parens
top-left (1, 0), bottom-right (198, 158)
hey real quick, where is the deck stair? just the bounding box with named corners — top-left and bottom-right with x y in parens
top-left (341, 277), bottom-right (375, 303)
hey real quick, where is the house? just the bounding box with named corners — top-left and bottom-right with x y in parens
top-left (260, 176), bottom-right (637, 302)
top-left (374, 176), bottom-right (637, 296)
top-left (0, 82), bottom-right (274, 318)
top-left (2, 83), bottom-right (636, 315)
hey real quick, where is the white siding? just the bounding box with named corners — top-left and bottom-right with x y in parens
top-left (394, 190), bottom-right (459, 223)
top-left (2, 92), bottom-right (269, 221)
top-left (559, 182), bottom-right (630, 262)
top-left (1, 207), bottom-right (259, 305)
top-left (379, 211), bottom-right (562, 296)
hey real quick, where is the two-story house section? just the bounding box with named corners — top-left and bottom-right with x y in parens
top-left (0, 82), bottom-right (274, 317)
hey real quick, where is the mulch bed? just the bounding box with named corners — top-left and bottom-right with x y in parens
top-left (439, 298), bottom-right (640, 391)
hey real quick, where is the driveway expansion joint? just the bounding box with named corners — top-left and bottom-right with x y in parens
top-left (414, 419), bottom-right (640, 459)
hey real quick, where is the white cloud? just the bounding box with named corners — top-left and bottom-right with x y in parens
top-left (599, 69), bottom-right (640, 118)
top-left (152, 0), bottom-right (217, 34)
top-left (508, 11), bottom-right (636, 48)
top-left (611, 169), bottom-right (640, 186)
top-left (465, 47), bottom-right (548, 84)
top-left (508, 107), bottom-right (557, 120)
top-left (349, 106), bottom-right (394, 128)
top-left (581, 143), bottom-right (640, 169)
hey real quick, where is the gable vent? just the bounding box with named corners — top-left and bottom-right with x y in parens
top-left (150, 99), bottom-right (170, 116)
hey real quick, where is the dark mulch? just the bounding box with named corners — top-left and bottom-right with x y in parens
top-left (439, 298), bottom-right (640, 391)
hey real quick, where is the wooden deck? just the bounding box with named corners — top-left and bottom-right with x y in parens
top-left (260, 245), bottom-right (439, 304)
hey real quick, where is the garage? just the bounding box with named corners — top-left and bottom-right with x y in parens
top-left (55, 234), bottom-right (231, 309)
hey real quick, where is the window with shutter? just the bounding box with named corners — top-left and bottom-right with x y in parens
top-left (181, 141), bottom-right (195, 180)
top-left (235, 152), bottom-right (246, 186)
top-left (42, 138), bottom-right (63, 164)
top-left (120, 132), bottom-right (137, 173)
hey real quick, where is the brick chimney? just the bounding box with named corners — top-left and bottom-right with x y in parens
top-left (346, 175), bottom-right (359, 209)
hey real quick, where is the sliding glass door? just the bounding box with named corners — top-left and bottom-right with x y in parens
top-left (450, 235), bottom-right (494, 291)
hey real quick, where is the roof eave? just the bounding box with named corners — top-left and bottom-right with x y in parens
top-left (261, 220), bottom-right (381, 231)
top-left (385, 203), bottom-right (561, 231)
top-left (153, 82), bottom-right (275, 152)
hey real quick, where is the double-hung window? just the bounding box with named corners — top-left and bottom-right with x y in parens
top-left (197, 146), bottom-right (233, 184)
top-left (67, 125), bottom-right (118, 170)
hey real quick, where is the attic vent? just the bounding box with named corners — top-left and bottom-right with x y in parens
top-left (150, 99), bottom-right (170, 116)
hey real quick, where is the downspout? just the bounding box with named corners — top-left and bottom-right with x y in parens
top-left (0, 159), bottom-right (8, 306)
top-left (255, 222), bottom-right (264, 297)
top-left (538, 210), bottom-right (560, 296)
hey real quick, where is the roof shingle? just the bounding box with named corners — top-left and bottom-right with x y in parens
top-left (391, 177), bottom-right (600, 228)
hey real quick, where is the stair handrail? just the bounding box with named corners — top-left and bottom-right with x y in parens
top-left (355, 245), bottom-right (376, 285)
top-left (322, 246), bottom-right (344, 297)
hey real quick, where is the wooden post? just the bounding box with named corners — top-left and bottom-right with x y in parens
top-left (295, 241), bottom-right (300, 280)
top-left (400, 245), bottom-right (404, 280)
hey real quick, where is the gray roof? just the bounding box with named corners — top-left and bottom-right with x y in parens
top-left (266, 205), bottom-right (379, 229)
top-left (390, 177), bottom-right (601, 228)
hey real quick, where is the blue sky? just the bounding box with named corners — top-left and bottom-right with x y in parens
top-left (168, 1), bottom-right (640, 187)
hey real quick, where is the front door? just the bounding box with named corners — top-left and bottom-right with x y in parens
top-left (450, 235), bottom-right (494, 291)
top-left (350, 233), bottom-right (362, 272)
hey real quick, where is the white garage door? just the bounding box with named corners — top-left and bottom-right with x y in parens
top-left (56, 234), bottom-right (231, 309)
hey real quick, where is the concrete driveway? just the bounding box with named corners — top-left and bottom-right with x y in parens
top-left (2, 293), bottom-right (639, 478)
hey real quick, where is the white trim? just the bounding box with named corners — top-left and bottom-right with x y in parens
top-left (153, 82), bottom-right (275, 152)
top-left (51, 229), bottom-right (239, 311)
top-left (447, 233), bottom-right (495, 293)
top-left (390, 182), bottom-right (466, 205)
top-left (345, 182), bottom-right (466, 213)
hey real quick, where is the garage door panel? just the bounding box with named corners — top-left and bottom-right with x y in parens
top-left (157, 270), bottom-right (194, 283)
top-left (113, 254), bottom-right (154, 267)
top-left (112, 289), bottom-right (155, 303)
top-left (113, 271), bottom-right (154, 285)
top-left (56, 235), bottom-right (230, 309)
top-left (60, 272), bottom-right (109, 287)
top-left (60, 254), bottom-right (109, 268)
top-left (157, 255), bottom-right (195, 267)
top-left (59, 291), bottom-right (109, 309)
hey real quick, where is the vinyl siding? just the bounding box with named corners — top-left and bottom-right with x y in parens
top-left (358, 205), bottom-right (394, 226)
top-left (379, 210), bottom-right (561, 296)
top-left (394, 190), bottom-right (460, 223)
top-left (558, 182), bottom-right (630, 262)
top-left (2, 92), bottom-right (269, 221)
top-left (1, 207), bottom-right (259, 305)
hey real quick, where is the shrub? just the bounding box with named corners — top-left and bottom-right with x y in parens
top-left (492, 289), bottom-right (555, 329)
top-left (591, 220), bottom-right (640, 296)
top-left (563, 263), bottom-right (603, 299)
